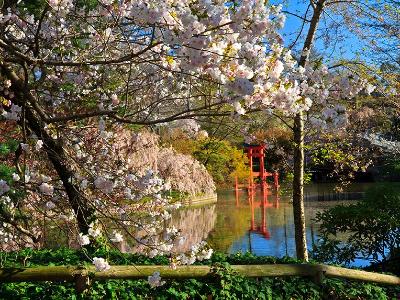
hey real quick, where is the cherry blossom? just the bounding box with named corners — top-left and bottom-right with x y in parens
top-left (88, 223), bottom-right (101, 238)
top-left (35, 140), bottom-right (44, 151)
top-left (0, 180), bottom-right (10, 196)
top-left (20, 143), bottom-right (29, 152)
top-left (12, 173), bottom-right (20, 181)
top-left (93, 257), bottom-right (111, 272)
top-left (364, 133), bottom-right (400, 154)
top-left (94, 177), bottom-right (114, 194)
top-left (2, 103), bottom-right (21, 121)
top-left (110, 231), bottom-right (124, 243)
top-left (148, 271), bottom-right (165, 288)
top-left (0, 0), bottom-right (373, 262)
top-left (39, 183), bottom-right (54, 196)
top-left (78, 233), bottom-right (90, 246)
top-left (45, 201), bottom-right (56, 210)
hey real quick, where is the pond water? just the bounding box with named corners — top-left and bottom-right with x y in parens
top-left (174, 183), bottom-right (378, 267)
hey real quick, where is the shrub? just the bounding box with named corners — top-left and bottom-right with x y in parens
top-left (0, 249), bottom-right (399, 299)
top-left (313, 183), bottom-right (400, 274)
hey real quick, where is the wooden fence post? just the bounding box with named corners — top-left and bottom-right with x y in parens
top-left (74, 268), bottom-right (91, 295)
top-left (312, 269), bottom-right (325, 285)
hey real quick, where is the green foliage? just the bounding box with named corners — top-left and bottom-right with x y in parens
top-left (0, 139), bottom-right (18, 156)
top-left (75, 0), bottom-right (99, 10)
top-left (163, 132), bottom-right (249, 187)
top-left (285, 172), bottom-right (312, 184)
top-left (0, 163), bottom-right (15, 183)
top-left (0, 138), bottom-right (28, 224)
top-left (380, 158), bottom-right (400, 181)
top-left (0, 249), bottom-right (399, 299)
top-left (193, 139), bottom-right (248, 186)
top-left (309, 141), bottom-right (365, 183)
top-left (313, 183), bottom-right (400, 274)
top-left (17, 0), bottom-right (47, 16)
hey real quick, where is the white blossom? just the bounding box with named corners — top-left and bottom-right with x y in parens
top-left (149, 249), bottom-right (158, 258)
top-left (197, 248), bottom-right (213, 261)
top-left (88, 224), bottom-right (101, 238)
top-left (148, 271), bottom-right (165, 288)
top-left (35, 140), bottom-right (44, 151)
top-left (4, 80), bottom-right (11, 88)
top-left (20, 143), bottom-right (29, 151)
top-left (365, 83), bottom-right (376, 95)
top-left (93, 257), bottom-right (111, 272)
top-left (78, 233), bottom-right (90, 246)
top-left (110, 230), bottom-right (123, 243)
top-left (98, 118), bottom-right (106, 132)
top-left (80, 179), bottom-right (88, 189)
top-left (269, 60), bottom-right (284, 80)
top-left (2, 104), bottom-right (21, 121)
top-left (45, 201), bottom-right (56, 210)
top-left (12, 173), bottom-right (20, 181)
top-left (94, 176), bottom-right (114, 194)
top-left (0, 180), bottom-right (10, 196)
top-left (39, 182), bottom-right (54, 196)
top-left (111, 94), bottom-right (119, 105)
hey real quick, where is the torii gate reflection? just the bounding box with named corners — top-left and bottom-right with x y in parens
top-left (235, 183), bottom-right (280, 241)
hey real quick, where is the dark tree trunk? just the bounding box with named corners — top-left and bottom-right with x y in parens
top-left (23, 107), bottom-right (94, 234)
top-left (1, 63), bottom-right (94, 234)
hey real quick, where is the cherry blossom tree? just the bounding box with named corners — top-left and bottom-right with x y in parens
top-left (0, 0), bottom-right (296, 267)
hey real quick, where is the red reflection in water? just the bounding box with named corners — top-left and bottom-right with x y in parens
top-left (236, 182), bottom-right (280, 240)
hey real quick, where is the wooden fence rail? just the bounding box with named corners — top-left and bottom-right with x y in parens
top-left (1, 264), bottom-right (399, 293)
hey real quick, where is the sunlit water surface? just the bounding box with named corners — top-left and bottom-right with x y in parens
top-left (174, 183), bottom-right (380, 267)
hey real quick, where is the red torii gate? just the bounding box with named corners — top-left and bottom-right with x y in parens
top-left (235, 143), bottom-right (279, 199)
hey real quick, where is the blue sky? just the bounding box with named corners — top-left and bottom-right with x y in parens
top-left (271, 1), bottom-right (365, 64)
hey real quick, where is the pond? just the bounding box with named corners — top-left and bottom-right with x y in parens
top-left (173, 183), bottom-right (378, 267)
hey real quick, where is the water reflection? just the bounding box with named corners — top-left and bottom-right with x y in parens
top-left (224, 187), bottom-right (318, 258)
top-left (171, 205), bottom-right (216, 252)
top-left (248, 187), bottom-right (279, 240)
top-left (117, 205), bottom-right (217, 254)
top-left (170, 183), bottom-right (376, 267)
top-left (207, 184), bottom-right (375, 267)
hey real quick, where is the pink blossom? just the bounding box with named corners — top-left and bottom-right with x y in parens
top-left (78, 233), bottom-right (90, 246)
top-left (94, 176), bottom-right (114, 194)
top-left (111, 94), bottom-right (119, 105)
top-left (0, 180), bottom-right (10, 196)
top-left (148, 271), bottom-right (165, 288)
top-left (39, 183), bottom-right (54, 196)
top-left (93, 257), bottom-right (110, 272)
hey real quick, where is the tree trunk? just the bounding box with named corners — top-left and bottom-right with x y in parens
top-left (0, 63), bottom-right (94, 234)
top-left (292, 0), bottom-right (326, 261)
top-left (292, 112), bottom-right (308, 260)
top-left (23, 107), bottom-right (94, 234)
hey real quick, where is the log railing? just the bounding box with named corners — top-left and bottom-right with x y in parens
top-left (1, 264), bottom-right (399, 293)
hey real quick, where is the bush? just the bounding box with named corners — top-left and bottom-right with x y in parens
top-left (0, 249), bottom-right (399, 299)
top-left (313, 183), bottom-right (400, 274)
